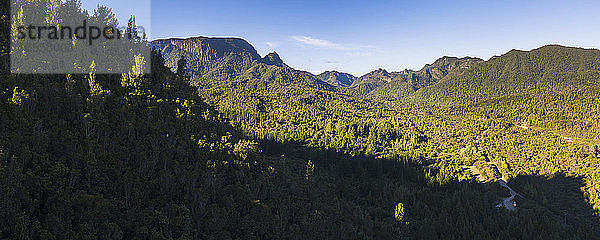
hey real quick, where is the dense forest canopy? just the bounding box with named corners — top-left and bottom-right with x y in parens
top-left (1, 1), bottom-right (599, 239)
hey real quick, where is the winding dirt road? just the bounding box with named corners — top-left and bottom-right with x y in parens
top-left (474, 127), bottom-right (522, 211)
top-left (496, 180), bottom-right (521, 211)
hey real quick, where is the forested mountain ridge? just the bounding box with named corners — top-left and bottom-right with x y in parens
top-left (260, 51), bottom-right (285, 67)
top-left (352, 56), bottom-right (482, 97)
top-left (152, 37), bottom-right (600, 104)
top-left (420, 56), bottom-right (483, 81)
top-left (316, 71), bottom-right (356, 87)
top-left (350, 68), bottom-right (395, 93)
top-left (151, 37), bottom-right (334, 91)
top-left (151, 36), bottom-right (487, 97)
top-left (413, 45), bottom-right (600, 103)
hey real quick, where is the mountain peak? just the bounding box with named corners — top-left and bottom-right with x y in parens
top-left (366, 68), bottom-right (390, 76)
top-left (316, 71), bottom-right (355, 87)
top-left (420, 56), bottom-right (483, 79)
top-left (428, 56), bottom-right (483, 68)
top-left (261, 51), bottom-right (284, 66)
top-left (349, 68), bottom-right (395, 93)
top-left (353, 56), bottom-right (484, 96)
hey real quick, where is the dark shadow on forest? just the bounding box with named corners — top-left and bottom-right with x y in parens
top-left (251, 137), bottom-right (600, 239)
top-left (511, 173), bottom-right (599, 231)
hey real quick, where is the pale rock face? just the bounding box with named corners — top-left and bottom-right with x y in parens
top-left (151, 36), bottom-right (261, 72)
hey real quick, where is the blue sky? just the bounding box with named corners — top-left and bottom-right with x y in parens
top-left (81, 0), bottom-right (151, 36)
top-left (83, 0), bottom-right (600, 76)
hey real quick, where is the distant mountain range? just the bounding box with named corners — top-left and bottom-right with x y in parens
top-left (366, 56), bottom-right (483, 99)
top-left (316, 71), bottom-right (356, 87)
top-left (152, 37), bottom-right (600, 103)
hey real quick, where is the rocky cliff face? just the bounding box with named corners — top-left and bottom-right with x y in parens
top-left (151, 36), bottom-right (333, 90)
top-left (152, 37), bottom-right (261, 72)
top-left (153, 37), bottom-right (260, 61)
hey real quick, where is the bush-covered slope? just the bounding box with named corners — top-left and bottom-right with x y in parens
top-left (414, 45), bottom-right (600, 103)
top-left (353, 56), bottom-right (482, 98)
top-left (151, 37), bottom-right (334, 91)
top-left (316, 71), bottom-right (356, 87)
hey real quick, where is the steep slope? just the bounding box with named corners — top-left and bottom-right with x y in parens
top-left (260, 51), bottom-right (284, 67)
top-left (151, 37), bottom-right (333, 90)
top-left (316, 71), bottom-right (356, 87)
top-left (152, 37), bottom-right (261, 73)
top-left (415, 45), bottom-right (600, 103)
top-left (416, 56), bottom-right (483, 88)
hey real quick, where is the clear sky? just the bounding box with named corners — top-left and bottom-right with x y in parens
top-left (81, 0), bottom-right (151, 36)
top-left (84, 0), bottom-right (600, 76)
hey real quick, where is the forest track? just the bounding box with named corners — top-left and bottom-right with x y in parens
top-left (474, 127), bottom-right (522, 210)
top-left (495, 179), bottom-right (522, 211)
top-left (514, 123), bottom-right (575, 143)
